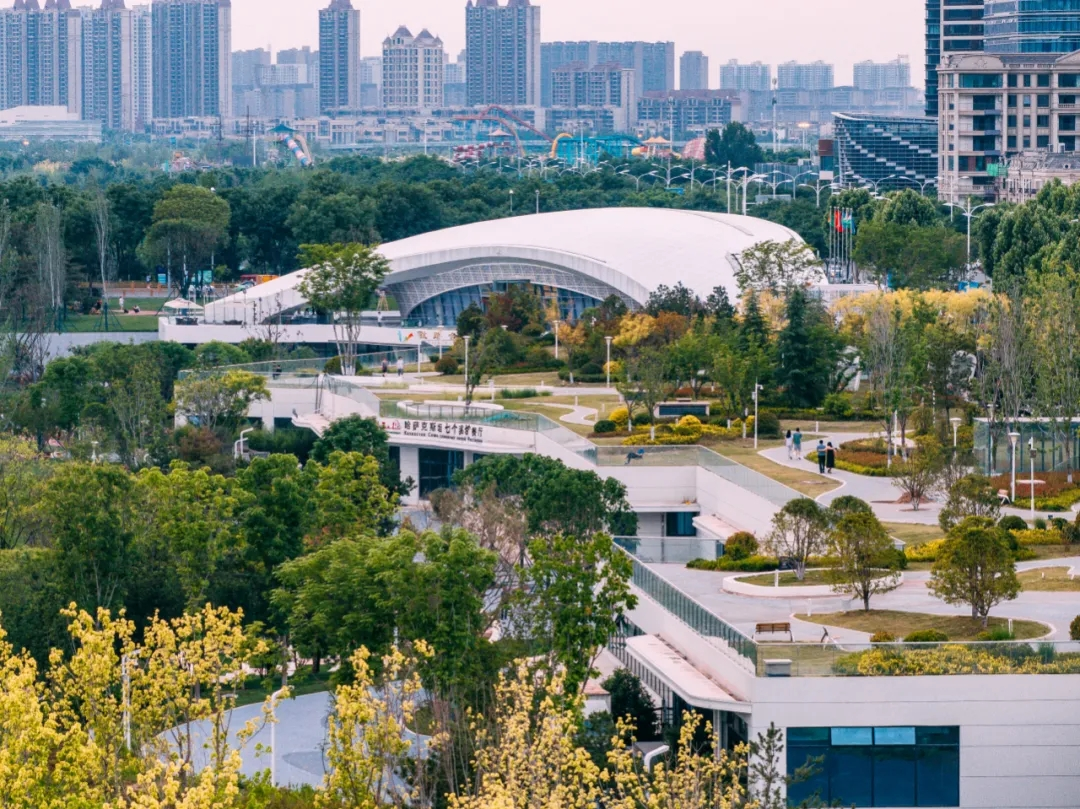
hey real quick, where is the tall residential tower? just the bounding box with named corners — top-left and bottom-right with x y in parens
top-left (318, 0), bottom-right (360, 114)
top-left (151, 0), bottom-right (231, 119)
top-left (382, 26), bottom-right (444, 109)
top-left (465, 0), bottom-right (540, 107)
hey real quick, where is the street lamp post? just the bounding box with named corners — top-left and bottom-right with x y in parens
top-left (1009, 431), bottom-right (1021, 504)
top-left (508, 189), bottom-right (514, 214)
top-left (605, 335), bottom-right (613, 389)
top-left (752, 381), bottom-right (764, 449)
top-left (553, 320), bottom-right (560, 360)
top-left (950, 417), bottom-right (962, 449)
top-left (463, 335), bottom-right (471, 398)
top-left (741, 173), bottom-right (767, 216)
top-left (1029, 436), bottom-right (1037, 520)
top-left (947, 200), bottom-right (995, 279)
top-left (269, 687), bottom-right (288, 787)
top-left (535, 189), bottom-right (540, 214)
top-left (988, 403), bottom-right (996, 475)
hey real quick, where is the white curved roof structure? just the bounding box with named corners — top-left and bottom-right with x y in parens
top-left (202, 208), bottom-right (803, 325)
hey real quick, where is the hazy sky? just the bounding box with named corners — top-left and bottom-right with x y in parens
top-left (227, 0), bottom-right (927, 87)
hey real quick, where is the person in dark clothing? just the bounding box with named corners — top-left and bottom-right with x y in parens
top-left (826, 442), bottom-right (836, 474)
top-left (816, 440), bottom-right (827, 474)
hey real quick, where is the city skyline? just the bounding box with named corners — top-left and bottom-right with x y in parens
top-left (184, 0), bottom-right (924, 88)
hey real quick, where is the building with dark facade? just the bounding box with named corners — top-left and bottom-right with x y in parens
top-left (983, 0), bottom-right (1080, 53)
top-left (679, 50), bottom-right (708, 90)
top-left (465, 0), bottom-right (540, 107)
top-left (834, 112), bottom-right (938, 192)
top-left (151, 0), bottom-right (231, 119)
top-left (925, 0), bottom-right (985, 117)
top-left (318, 0), bottom-right (359, 115)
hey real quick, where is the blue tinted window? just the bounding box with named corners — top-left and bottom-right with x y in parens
top-left (875, 727), bottom-right (916, 745)
top-left (832, 727), bottom-right (873, 746)
top-left (787, 727), bottom-right (959, 808)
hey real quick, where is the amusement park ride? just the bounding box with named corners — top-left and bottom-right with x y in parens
top-left (450, 105), bottom-right (676, 166)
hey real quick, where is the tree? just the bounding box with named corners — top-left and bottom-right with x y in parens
top-left (776, 288), bottom-right (838, 408)
top-left (645, 282), bottom-right (701, 316)
top-left (137, 461), bottom-right (247, 611)
top-left (312, 414), bottom-right (410, 495)
top-left (874, 188), bottom-right (941, 227)
top-left (40, 463), bottom-right (141, 613)
top-left (620, 346), bottom-right (671, 430)
top-left (704, 121), bottom-right (764, 170)
top-left (453, 454), bottom-right (637, 537)
top-left (138, 185), bottom-right (230, 295)
top-left (667, 328), bottom-right (717, 399)
top-left (33, 201), bottom-right (65, 321)
top-left (928, 517), bottom-right (1020, 625)
top-left (863, 303), bottom-right (910, 468)
top-left (938, 474), bottom-right (1001, 532)
top-left (173, 370), bottom-right (268, 434)
top-left (297, 242), bottom-right (390, 375)
top-left (91, 189), bottom-right (113, 324)
top-left (307, 450), bottom-right (398, 544)
top-left (0, 435), bottom-right (46, 550)
top-left (602, 669), bottom-right (658, 741)
top-left (108, 358), bottom-right (164, 466)
top-left (731, 239), bottom-right (823, 294)
top-left (1027, 268), bottom-right (1080, 481)
top-left (891, 441), bottom-right (944, 512)
top-left (853, 221), bottom-right (966, 289)
top-left (826, 512), bottom-right (902, 610)
top-left (766, 498), bottom-right (829, 582)
top-left (523, 532), bottom-right (635, 694)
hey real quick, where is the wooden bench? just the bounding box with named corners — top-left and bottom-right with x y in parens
top-left (754, 622), bottom-right (793, 641)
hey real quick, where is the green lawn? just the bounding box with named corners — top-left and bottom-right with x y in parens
top-left (64, 314), bottom-right (160, 333)
top-left (883, 523), bottom-right (943, 547)
top-left (232, 670), bottom-right (333, 709)
top-left (708, 439), bottom-right (843, 498)
top-left (1019, 566), bottom-right (1080, 592)
top-left (796, 610), bottom-right (1049, 641)
top-left (741, 569), bottom-right (835, 587)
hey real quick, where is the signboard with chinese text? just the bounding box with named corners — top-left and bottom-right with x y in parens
top-left (379, 418), bottom-right (486, 445)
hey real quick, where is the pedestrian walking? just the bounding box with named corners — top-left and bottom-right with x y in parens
top-left (396, 357), bottom-right (405, 377)
top-left (784, 429), bottom-right (793, 459)
top-left (816, 440), bottom-right (827, 474)
top-left (381, 358), bottom-right (389, 376)
top-left (793, 428), bottom-right (803, 459)
top-left (826, 442), bottom-right (836, 474)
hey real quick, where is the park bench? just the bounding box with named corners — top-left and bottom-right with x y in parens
top-left (754, 622), bottom-right (794, 641)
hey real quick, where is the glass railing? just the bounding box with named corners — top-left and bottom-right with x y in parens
top-left (618, 545), bottom-right (758, 667)
top-left (695, 446), bottom-right (802, 507)
top-left (378, 399), bottom-right (543, 431)
top-left (616, 536), bottom-right (723, 564)
top-left (754, 639), bottom-right (1080, 678)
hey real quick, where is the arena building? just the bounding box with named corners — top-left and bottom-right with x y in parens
top-left (168, 208), bottom-right (803, 349)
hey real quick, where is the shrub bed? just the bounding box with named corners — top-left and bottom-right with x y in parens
top-left (989, 471), bottom-right (1080, 511)
top-left (833, 645), bottom-right (1079, 676)
top-left (687, 555), bottom-right (779, 572)
top-left (1012, 529), bottom-right (1065, 546)
top-left (621, 415), bottom-right (753, 446)
top-left (905, 539), bottom-right (947, 562)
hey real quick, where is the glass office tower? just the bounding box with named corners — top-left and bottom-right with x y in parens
top-left (984, 0), bottom-right (1080, 53)
top-left (926, 0), bottom-right (985, 117)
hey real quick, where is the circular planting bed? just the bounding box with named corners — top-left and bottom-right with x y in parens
top-left (722, 569), bottom-right (903, 598)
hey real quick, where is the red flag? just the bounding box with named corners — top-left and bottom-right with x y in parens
top-left (834, 208), bottom-right (842, 232)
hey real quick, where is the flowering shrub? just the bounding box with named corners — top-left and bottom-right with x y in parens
top-left (904, 538), bottom-right (946, 562)
top-left (1012, 529), bottom-right (1065, 546)
top-left (621, 417), bottom-right (751, 446)
top-left (610, 407), bottom-right (630, 428)
top-left (833, 644), bottom-right (1080, 676)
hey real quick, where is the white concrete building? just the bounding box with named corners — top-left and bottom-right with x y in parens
top-left (382, 26), bottom-right (444, 110)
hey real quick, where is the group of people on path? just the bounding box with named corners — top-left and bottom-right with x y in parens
top-left (784, 429), bottom-right (836, 475)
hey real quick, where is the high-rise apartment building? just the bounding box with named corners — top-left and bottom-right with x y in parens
top-left (679, 50), bottom-right (708, 91)
top-left (0, 0), bottom-right (78, 111)
top-left (926, 0), bottom-right (984, 116)
top-left (76, 1), bottom-right (153, 132)
top-left (319, 0), bottom-right (360, 115)
top-left (540, 41), bottom-right (594, 106)
top-left (550, 62), bottom-right (636, 129)
top-left (777, 61), bottom-right (833, 91)
top-left (278, 46), bottom-right (318, 71)
top-left (151, 0), bottom-right (231, 119)
top-left (382, 26), bottom-right (444, 109)
top-left (359, 56), bottom-right (381, 108)
top-left (718, 60), bottom-right (771, 91)
top-left (541, 40), bottom-right (673, 107)
top-left (637, 42), bottom-right (675, 93)
top-left (853, 56), bottom-right (911, 90)
top-left (465, 0), bottom-right (541, 107)
top-left (444, 52), bottom-right (466, 106)
top-left (232, 47), bottom-right (270, 90)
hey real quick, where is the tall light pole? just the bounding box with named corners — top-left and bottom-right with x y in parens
top-left (950, 416), bottom-right (961, 450)
top-left (1009, 431), bottom-right (1020, 504)
top-left (752, 381), bottom-right (764, 449)
top-left (605, 335), bottom-right (613, 389)
top-left (508, 189), bottom-right (514, 214)
top-left (553, 320), bottom-right (560, 360)
top-left (535, 189), bottom-right (540, 214)
top-left (741, 173), bottom-right (767, 216)
top-left (463, 335), bottom-right (471, 396)
top-left (947, 200), bottom-right (995, 279)
top-left (1029, 436), bottom-right (1036, 520)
